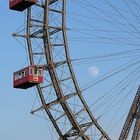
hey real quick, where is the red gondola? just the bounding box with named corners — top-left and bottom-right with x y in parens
top-left (9, 0), bottom-right (38, 11)
top-left (13, 65), bottom-right (43, 89)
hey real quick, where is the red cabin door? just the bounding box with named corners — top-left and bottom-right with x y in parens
top-left (34, 68), bottom-right (38, 82)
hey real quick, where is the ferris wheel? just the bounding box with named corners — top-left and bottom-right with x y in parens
top-left (10, 0), bottom-right (140, 140)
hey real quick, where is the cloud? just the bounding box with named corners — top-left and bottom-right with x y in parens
top-left (89, 66), bottom-right (99, 77)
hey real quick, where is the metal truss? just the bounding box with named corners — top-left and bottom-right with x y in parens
top-left (13, 0), bottom-right (111, 139)
top-left (119, 86), bottom-right (140, 140)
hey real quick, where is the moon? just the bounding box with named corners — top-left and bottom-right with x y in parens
top-left (89, 66), bottom-right (99, 77)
